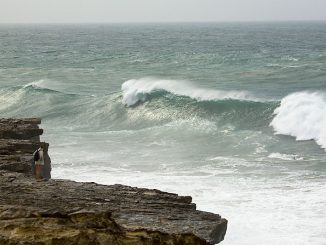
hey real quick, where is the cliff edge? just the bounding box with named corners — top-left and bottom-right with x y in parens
top-left (0, 118), bottom-right (227, 245)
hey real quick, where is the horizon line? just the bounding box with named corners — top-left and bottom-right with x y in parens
top-left (1, 19), bottom-right (326, 25)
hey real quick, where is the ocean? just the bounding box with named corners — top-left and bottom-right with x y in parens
top-left (0, 22), bottom-right (325, 245)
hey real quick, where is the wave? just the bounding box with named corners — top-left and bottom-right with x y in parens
top-left (3, 77), bottom-right (326, 152)
top-left (120, 78), bottom-right (279, 131)
top-left (1, 86), bottom-right (274, 133)
top-left (22, 79), bottom-right (89, 97)
top-left (121, 78), bottom-right (261, 107)
top-left (270, 92), bottom-right (326, 150)
top-left (121, 79), bottom-right (326, 150)
top-left (22, 79), bottom-right (67, 94)
top-left (22, 80), bottom-right (46, 89)
top-left (0, 80), bottom-right (80, 115)
top-left (19, 79), bottom-right (77, 95)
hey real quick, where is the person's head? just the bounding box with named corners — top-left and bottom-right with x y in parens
top-left (39, 144), bottom-right (44, 149)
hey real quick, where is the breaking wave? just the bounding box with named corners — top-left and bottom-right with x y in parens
top-left (270, 92), bottom-right (326, 150)
top-left (22, 79), bottom-right (75, 95)
top-left (121, 78), bottom-right (260, 107)
top-left (23, 80), bottom-right (47, 89)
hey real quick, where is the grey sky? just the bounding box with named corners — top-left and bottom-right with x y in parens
top-left (0, 0), bottom-right (325, 23)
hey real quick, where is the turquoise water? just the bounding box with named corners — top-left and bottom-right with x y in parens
top-left (1, 22), bottom-right (326, 244)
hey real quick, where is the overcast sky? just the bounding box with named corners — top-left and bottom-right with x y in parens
top-left (0, 0), bottom-right (325, 23)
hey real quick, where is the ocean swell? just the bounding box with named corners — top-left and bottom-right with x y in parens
top-left (270, 91), bottom-right (326, 150)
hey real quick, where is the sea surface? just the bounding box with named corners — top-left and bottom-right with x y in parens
top-left (1, 22), bottom-right (326, 245)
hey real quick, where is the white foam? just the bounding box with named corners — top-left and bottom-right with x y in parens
top-left (23, 79), bottom-right (46, 89)
top-left (121, 78), bottom-right (257, 107)
top-left (281, 55), bottom-right (299, 62)
top-left (270, 92), bottom-right (326, 150)
top-left (268, 152), bottom-right (303, 161)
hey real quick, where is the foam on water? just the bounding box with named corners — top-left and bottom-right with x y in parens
top-left (268, 152), bottom-right (303, 161)
top-left (270, 92), bottom-right (326, 150)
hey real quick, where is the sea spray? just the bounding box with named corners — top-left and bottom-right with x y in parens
top-left (0, 88), bottom-right (25, 111)
top-left (23, 79), bottom-right (46, 89)
top-left (270, 92), bottom-right (326, 150)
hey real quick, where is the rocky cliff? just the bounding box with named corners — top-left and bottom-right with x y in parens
top-left (0, 118), bottom-right (227, 245)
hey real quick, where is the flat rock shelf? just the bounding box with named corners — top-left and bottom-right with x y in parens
top-left (0, 118), bottom-right (227, 245)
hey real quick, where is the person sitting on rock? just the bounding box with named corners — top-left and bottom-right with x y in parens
top-left (33, 145), bottom-right (45, 181)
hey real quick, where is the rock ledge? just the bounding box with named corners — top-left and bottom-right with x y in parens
top-left (0, 118), bottom-right (227, 245)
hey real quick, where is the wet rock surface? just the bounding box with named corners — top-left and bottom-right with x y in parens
top-left (0, 118), bottom-right (227, 245)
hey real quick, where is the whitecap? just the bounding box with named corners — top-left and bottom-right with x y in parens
top-left (270, 91), bottom-right (326, 150)
top-left (23, 79), bottom-right (46, 89)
